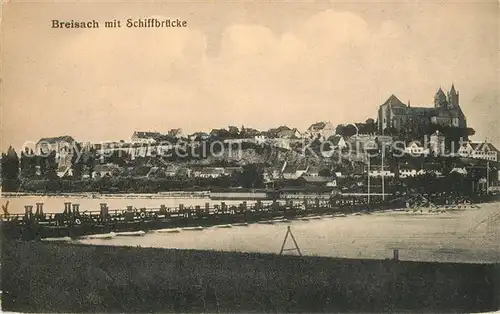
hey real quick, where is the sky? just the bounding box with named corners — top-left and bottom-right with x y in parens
top-left (1, 0), bottom-right (499, 151)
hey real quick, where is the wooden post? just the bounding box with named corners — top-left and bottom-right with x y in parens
top-left (64, 202), bottom-right (72, 215)
top-left (100, 203), bottom-right (108, 222)
top-left (36, 203), bottom-right (44, 220)
top-left (72, 204), bottom-right (80, 214)
top-left (242, 201), bottom-right (247, 211)
top-left (256, 200), bottom-right (261, 211)
top-left (24, 205), bottom-right (33, 221)
top-left (393, 249), bottom-right (399, 261)
top-left (205, 203), bottom-right (210, 214)
top-left (279, 226), bottom-right (302, 256)
top-left (315, 198), bottom-right (320, 209)
top-left (272, 200), bottom-right (278, 212)
top-left (221, 202), bottom-right (226, 214)
top-left (303, 198), bottom-right (307, 211)
top-left (195, 205), bottom-right (201, 217)
top-left (160, 204), bottom-right (167, 215)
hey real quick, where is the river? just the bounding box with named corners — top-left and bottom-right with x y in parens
top-left (3, 195), bottom-right (500, 264)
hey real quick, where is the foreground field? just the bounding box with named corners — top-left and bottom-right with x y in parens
top-left (2, 240), bottom-right (499, 313)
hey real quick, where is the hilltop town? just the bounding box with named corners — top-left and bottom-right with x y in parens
top-left (1, 85), bottom-right (499, 195)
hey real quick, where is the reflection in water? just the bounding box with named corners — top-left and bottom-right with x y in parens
top-left (3, 195), bottom-right (261, 214)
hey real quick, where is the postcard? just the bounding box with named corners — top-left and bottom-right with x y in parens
top-left (1, 1), bottom-right (499, 312)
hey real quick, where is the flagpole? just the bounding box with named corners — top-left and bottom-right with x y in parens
top-left (381, 146), bottom-right (385, 201)
top-left (367, 152), bottom-right (371, 204)
top-left (486, 160), bottom-right (490, 194)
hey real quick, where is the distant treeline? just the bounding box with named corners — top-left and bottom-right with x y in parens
top-left (2, 163), bottom-right (265, 193)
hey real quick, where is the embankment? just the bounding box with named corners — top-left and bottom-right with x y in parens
top-left (2, 240), bottom-right (499, 313)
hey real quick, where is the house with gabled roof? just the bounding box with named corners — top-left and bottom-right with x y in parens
top-left (398, 164), bottom-right (418, 178)
top-left (266, 126), bottom-right (301, 139)
top-left (404, 140), bottom-right (429, 156)
top-left (296, 175), bottom-right (337, 188)
top-left (458, 141), bottom-right (499, 162)
top-left (417, 163), bottom-right (443, 177)
top-left (36, 135), bottom-right (75, 156)
top-left (279, 161), bottom-right (309, 180)
top-left (305, 121), bottom-right (335, 141)
top-left (168, 128), bottom-right (183, 139)
top-left (36, 135), bottom-right (77, 177)
top-left (131, 131), bottom-right (163, 144)
top-left (326, 134), bottom-right (348, 151)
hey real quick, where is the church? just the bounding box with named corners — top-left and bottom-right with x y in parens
top-left (377, 85), bottom-right (467, 134)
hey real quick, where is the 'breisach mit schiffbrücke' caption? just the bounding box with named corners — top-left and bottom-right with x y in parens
top-left (52, 18), bottom-right (188, 29)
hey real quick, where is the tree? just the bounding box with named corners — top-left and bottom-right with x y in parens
top-left (318, 168), bottom-right (332, 177)
top-left (365, 119), bottom-right (376, 135)
top-left (233, 164), bottom-right (263, 188)
top-left (105, 149), bottom-right (130, 166)
top-left (383, 127), bottom-right (397, 136)
top-left (20, 147), bottom-right (37, 178)
top-left (228, 126), bottom-right (239, 138)
top-left (71, 143), bottom-right (84, 179)
top-left (82, 147), bottom-right (97, 178)
top-left (343, 125), bottom-right (357, 137)
top-left (44, 150), bottom-right (59, 180)
top-left (2, 146), bottom-right (19, 179)
top-left (1, 146), bottom-right (20, 191)
top-left (335, 124), bottom-right (345, 135)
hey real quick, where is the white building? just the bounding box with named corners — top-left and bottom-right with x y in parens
top-left (399, 165), bottom-right (418, 178)
top-left (404, 141), bottom-right (429, 156)
top-left (131, 131), bottom-right (161, 144)
top-left (367, 165), bottom-right (395, 177)
top-left (457, 141), bottom-right (499, 162)
top-left (429, 131), bottom-right (446, 156)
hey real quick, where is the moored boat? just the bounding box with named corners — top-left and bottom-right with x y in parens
top-left (308, 216), bottom-right (323, 220)
top-left (156, 228), bottom-right (181, 233)
top-left (41, 236), bottom-right (72, 242)
top-left (232, 222), bottom-right (249, 226)
top-left (182, 226), bottom-right (204, 231)
top-left (115, 230), bottom-right (146, 237)
top-left (84, 232), bottom-right (116, 240)
top-left (272, 218), bottom-right (290, 223)
top-left (215, 224), bottom-right (232, 228)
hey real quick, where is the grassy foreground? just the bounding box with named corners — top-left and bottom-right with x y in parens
top-left (1, 240), bottom-right (499, 313)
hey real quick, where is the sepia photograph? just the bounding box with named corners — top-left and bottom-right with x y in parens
top-left (1, 0), bottom-right (499, 312)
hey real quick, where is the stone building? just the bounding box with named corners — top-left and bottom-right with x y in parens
top-left (377, 85), bottom-right (467, 134)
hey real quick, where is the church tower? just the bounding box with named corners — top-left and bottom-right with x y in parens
top-left (434, 88), bottom-right (448, 108)
top-left (447, 84), bottom-right (459, 108)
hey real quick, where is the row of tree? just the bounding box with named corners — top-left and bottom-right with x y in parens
top-left (1, 144), bottom-right (266, 192)
top-left (15, 164), bottom-right (265, 193)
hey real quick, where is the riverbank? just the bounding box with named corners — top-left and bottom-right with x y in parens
top-left (1, 240), bottom-right (498, 312)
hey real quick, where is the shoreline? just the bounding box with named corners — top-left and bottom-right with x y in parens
top-left (1, 191), bottom-right (211, 199)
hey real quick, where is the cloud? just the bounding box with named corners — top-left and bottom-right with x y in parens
top-left (2, 4), bottom-right (498, 150)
